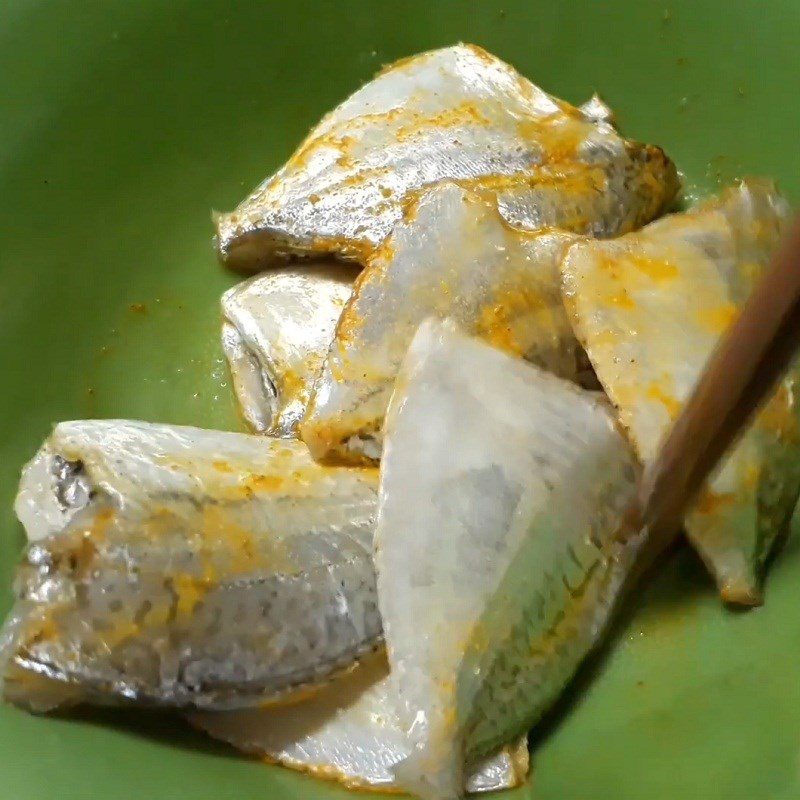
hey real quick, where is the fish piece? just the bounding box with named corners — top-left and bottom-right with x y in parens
top-left (375, 320), bottom-right (640, 799)
top-left (216, 44), bottom-right (678, 271)
top-left (301, 182), bottom-right (586, 463)
top-left (3, 420), bottom-right (379, 711)
top-left (221, 263), bottom-right (356, 436)
top-left (190, 653), bottom-right (530, 794)
top-left (578, 93), bottom-right (615, 126)
top-left (561, 178), bottom-right (798, 604)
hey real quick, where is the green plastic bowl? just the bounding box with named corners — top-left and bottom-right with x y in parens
top-left (2, 2), bottom-right (800, 798)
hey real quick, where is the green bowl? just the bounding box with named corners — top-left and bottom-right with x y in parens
top-left (2, 2), bottom-right (800, 798)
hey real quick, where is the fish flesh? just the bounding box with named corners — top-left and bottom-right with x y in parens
top-left (221, 263), bottom-right (356, 436)
top-left (301, 182), bottom-right (586, 463)
top-left (561, 178), bottom-right (799, 604)
top-left (3, 420), bottom-right (380, 711)
top-left (375, 320), bottom-right (640, 799)
top-left (216, 44), bottom-right (679, 271)
top-left (191, 653), bottom-right (530, 794)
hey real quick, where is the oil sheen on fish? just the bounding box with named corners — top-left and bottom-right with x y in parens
top-left (216, 44), bottom-right (679, 271)
top-left (301, 182), bottom-right (585, 462)
top-left (190, 653), bottom-right (530, 794)
top-left (562, 179), bottom-right (799, 605)
top-left (3, 420), bottom-right (379, 711)
top-left (221, 263), bottom-right (356, 436)
top-left (375, 320), bottom-right (640, 799)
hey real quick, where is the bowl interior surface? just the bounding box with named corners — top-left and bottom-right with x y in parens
top-left (2, 1), bottom-right (800, 798)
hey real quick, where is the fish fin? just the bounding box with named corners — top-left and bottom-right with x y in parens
top-left (392, 750), bottom-right (463, 800)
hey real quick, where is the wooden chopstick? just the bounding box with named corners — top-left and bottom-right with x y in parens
top-left (637, 216), bottom-right (800, 548)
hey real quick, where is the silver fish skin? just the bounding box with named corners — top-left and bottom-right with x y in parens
top-left (221, 263), bottom-right (356, 436)
top-left (216, 44), bottom-right (678, 271)
top-left (577, 93), bottom-right (615, 126)
top-left (190, 654), bottom-right (530, 794)
top-left (3, 420), bottom-right (379, 712)
top-left (301, 182), bottom-right (584, 463)
top-left (375, 320), bottom-right (640, 800)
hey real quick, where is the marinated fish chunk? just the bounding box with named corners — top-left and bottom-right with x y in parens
top-left (191, 654), bottom-right (530, 794)
top-left (3, 421), bottom-right (379, 711)
top-left (376, 320), bottom-right (640, 799)
top-left (562, 179), bottom-right (798, 605)
top-left (301, 182), bottom-right (584, 463)
top-left (221, 263), bottom-right (356, 436)
top-left (216, 44), bottom-right (678, 271)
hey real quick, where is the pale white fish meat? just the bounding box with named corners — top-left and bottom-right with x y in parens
top-left (3, 420), bottom-right (380, 711)
top-left (376, 320), bottom-right (640, 800)
top-left (190, 654), bottom-right (529, 794)
top-left (221, 263), bottom-right (356, 436)
top-left (216, 44), bottom-right (678, 271)
top-left (301, 182), bottom-right (586, 463)
top-left (562, 178), bottom-right (799, 605)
